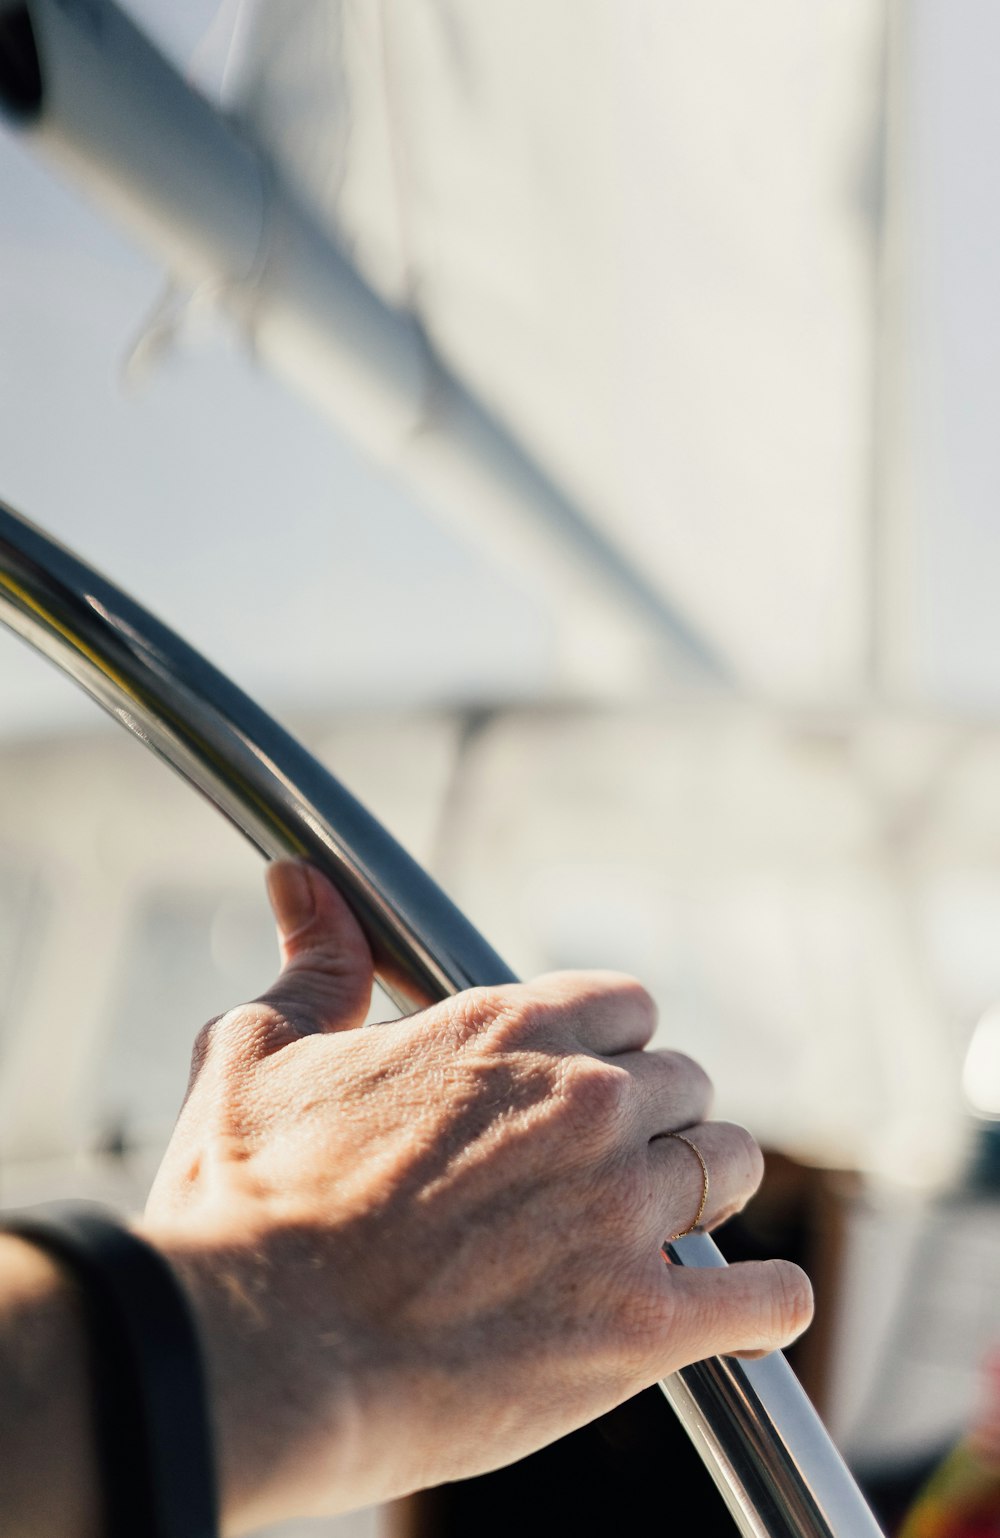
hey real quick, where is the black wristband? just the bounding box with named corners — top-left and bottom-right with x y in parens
top-left (1, 1202), bottom-right (218, 1538)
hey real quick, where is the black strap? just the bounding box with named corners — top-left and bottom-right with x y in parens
top-left (2, 1202), bottom-right (218, 1538)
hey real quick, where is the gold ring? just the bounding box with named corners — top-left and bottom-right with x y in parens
top-left (662, 1131), bottom-right (710, 1240)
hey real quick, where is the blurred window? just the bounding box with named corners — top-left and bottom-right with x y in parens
top-left (91, 887), bottom-right (277, 1149)
top-left (0, 857), bottom-right (47, 1062)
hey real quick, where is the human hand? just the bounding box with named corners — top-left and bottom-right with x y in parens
top-left (142, 862), bottom-right (812, 1532)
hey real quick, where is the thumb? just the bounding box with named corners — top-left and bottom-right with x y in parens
top-left (259, 860), bottom-right (374, 1034)
top-left (658, 1259), bottom-right (813, 1371)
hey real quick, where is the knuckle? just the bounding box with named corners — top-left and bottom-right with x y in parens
top-left (189, 1004), bottom-right (275, 1071)
top-left (667, 1050), bottom-right (714, 1100)
top-left (611, 974), bottom-right (657, 1025)
top-left (560, 1056), bottom-right (632, 1130)
top-left (445, 985), bottom-right (520, 1045)
top-left (577, 971), bottom-right (657, 1033)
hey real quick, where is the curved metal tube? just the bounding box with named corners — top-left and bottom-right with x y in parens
top-left (0, 500), bottom-right (883, 1538)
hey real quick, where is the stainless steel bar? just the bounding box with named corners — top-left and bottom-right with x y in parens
top-left (0, 500), bottom-right (884, 1538)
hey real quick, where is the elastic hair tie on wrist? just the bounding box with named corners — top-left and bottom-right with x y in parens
top-left (1, 1202), bottom-right (218, 1538)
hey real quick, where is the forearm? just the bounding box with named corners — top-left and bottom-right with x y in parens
top-left (0, 1215), bottom-right (352, 1538)
top-left (0, 1235), bottom-right (100, 1538)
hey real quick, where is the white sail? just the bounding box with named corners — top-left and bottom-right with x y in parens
top-left (226, 0), bottom-right (883, 701)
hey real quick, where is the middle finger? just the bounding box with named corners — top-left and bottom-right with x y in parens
top-left (611, 1047), bottom-right (714, 1142)
top-left (649, 1119), bottom-right (764, 1237)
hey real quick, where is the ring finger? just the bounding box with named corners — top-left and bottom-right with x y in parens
top-left (649, 1120), bottom-right (764, 1240)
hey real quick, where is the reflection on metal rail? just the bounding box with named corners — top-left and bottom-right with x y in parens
top-left (0, 500), bottom-right (884, 1538)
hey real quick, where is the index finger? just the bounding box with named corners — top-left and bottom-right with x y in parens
top-left (516, 970), bottom-right (658, 1055)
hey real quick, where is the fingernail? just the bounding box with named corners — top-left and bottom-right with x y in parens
top-left (266, 861), bottom-right (316, 940)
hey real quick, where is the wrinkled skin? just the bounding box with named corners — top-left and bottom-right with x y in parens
top-left (142, 862), bottom-right (812, 1534)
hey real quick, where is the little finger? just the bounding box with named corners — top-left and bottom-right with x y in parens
top-left (653, 1258), bottom-right (813, 1371)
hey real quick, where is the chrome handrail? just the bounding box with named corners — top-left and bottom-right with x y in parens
top-left (0, 499), bottom-right (884, 1538)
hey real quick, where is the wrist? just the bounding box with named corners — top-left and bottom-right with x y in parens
top-left (137, 1215), bottom-right (361, 1531)
top-left (0, 1235), bottom-right (100, 1538)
